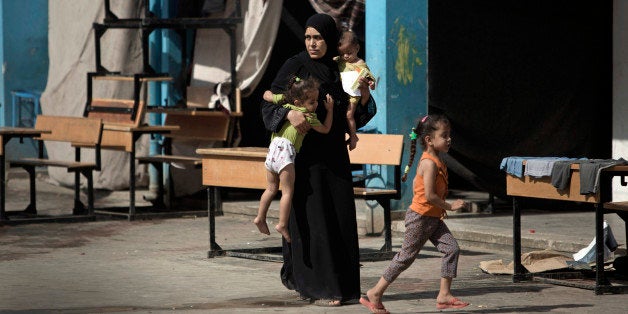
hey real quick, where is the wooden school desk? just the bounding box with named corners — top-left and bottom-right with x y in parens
top-left (0, 127), bottom-right (50, 221)
top-left (506, 160), bottom-right (628, 294)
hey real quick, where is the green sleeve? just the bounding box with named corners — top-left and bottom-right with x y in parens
top-left (272, 94), bottom-right (285, 105)
top-left (306, 114), bottom-right (322, 126)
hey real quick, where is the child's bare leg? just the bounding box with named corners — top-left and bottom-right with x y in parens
top-left (436, 277), bottom-right (468, 308)
top-left (437, 277), bottom-right (453, 303)
top-left (255, 170), bottom-right (279, 235)
top-left (276, 164), bottom-right (295, 242)
top-left (347, 101), bottom-right (359, 150)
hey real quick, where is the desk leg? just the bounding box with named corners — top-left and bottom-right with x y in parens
top-left (208, 186), bottom-right (223, 255)
top-left (622, 212), bottom-right (628, 246)
top-left (0, 149), bottom-right (6, 221)
top-left (594, 202), bottom-right (610, 294)
top-left (512, 197), bottom-right (526, 282)
top-left (381, 199), bottom-right (392, 252)
top-left (129, 148), bottom-right (136, 220)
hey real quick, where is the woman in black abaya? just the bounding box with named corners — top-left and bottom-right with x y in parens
top-left (261, 13), bottom-right (375, 306)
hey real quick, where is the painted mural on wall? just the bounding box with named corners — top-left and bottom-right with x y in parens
top-left (393, 18), bottom-right (423, 86)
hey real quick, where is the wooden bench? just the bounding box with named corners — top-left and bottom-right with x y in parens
top-left (196, 133), bottom-right (405, 260)
top-left (349, 133), bottom-right (404, 251)
top-left (136, 110), bottom-right (238, 209)
top-left (9, 115), bottom-right (103, 218)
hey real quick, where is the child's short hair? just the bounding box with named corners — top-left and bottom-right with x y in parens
top-left (284, 76), bottom-right (320, 104)
top-left (340, 30), bottom-right (359, 47)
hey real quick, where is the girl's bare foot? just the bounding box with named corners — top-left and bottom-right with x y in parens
top-left (276, 224), bottom-right (291, 242)
top-left (253, 217), bottom-right (270, 235)
top-left (436, 294), bottom-right (469, 310)
top-left (366, 288), bottom-right (382, 306)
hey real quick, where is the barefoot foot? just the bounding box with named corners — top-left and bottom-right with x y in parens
top-left (436, 296), bottom-right (469, 310)
top-left (360, 290), bottom-right (388, 314)
top-left (365, 289), bottom-right (382, 307)
top-left (253, 217), bottom-right (270, 235)
top-left (276, 224), bottom-right (291, 242)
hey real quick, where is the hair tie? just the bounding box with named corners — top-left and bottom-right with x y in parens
top-left (421, 115), bottom-right (429, 123)
top-left (295, 77), bottom-right (301, 82)
top-left (409, 128), bottom-right (417, 140)
top-left (404, 165), bottom-right (410, 174)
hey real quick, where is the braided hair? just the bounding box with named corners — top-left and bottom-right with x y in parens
top-left (284, 76), bottom-right (320, 105)
top-left (401, 114), bottom-right (451, 182)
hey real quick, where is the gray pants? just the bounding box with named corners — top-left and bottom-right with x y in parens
top-left (383, 210), bottom-right (460, 283)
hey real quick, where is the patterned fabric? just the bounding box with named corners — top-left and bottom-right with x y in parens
top-left (271, 104), bottom-right (322, 152)
top-left (309, 0), bottom-right (366, 38)
top-left (265, 137), bottom-right (297, 173)
top-left (382, 210), bottom-right (460, 283)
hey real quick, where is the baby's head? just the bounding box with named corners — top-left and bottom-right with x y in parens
top-left (285, 76), bottom-right (320, 113)
top-left (338, 30), bottom-right (360, 63)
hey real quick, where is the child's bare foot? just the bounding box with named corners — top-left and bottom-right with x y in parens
top-left (348, 135), bottom-right (358, 151)
top-left (253, 216), bottom-right (270, 235)
top-left (360, 289), bottom-right (388, 313)
top-left (349, 139), bottom-right (357, 150)
top-left (366, 289), bottom-right (382, 306)
top-left (436, 294), bottom-right (469, 310)
top-left (276, 224), bottom-right (291, 242)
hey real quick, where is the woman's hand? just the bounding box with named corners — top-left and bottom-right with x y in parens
top-left (263, 90), bottom-right (275, 103)
top-left (287, 110), bottom-right (311, 134)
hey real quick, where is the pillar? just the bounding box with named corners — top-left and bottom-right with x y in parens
top-left (365, 0), bottom-right (428, 213)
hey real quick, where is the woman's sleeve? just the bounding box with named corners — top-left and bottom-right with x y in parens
top-left (261, 100), bottom-right (290, 133)
top-left (261, 57), bottom-right (301, 133)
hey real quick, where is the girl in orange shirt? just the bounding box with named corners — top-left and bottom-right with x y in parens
top-left (360, 114), bottom-right (469, 313)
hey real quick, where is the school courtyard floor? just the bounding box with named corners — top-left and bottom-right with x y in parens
top-left (1, 171), bottom-right (627, 313)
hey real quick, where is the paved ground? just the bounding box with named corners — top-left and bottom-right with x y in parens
top-left (1, 172), bottom-right (627, 313)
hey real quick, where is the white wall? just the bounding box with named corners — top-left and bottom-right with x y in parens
top-left (613, 0), bottom-right (628, 201)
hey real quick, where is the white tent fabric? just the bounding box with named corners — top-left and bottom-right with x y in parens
top-left (174, 0), bottom-right (283, 196)
top-left (191, 0), bottom-right (283, 97)
top-left (43, 0), bottom-right (147, 190)
top-left (42, 0), bottom-right (282, 192)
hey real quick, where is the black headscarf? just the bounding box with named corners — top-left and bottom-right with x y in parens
top-left (267, 13), bottom-right (346, 115)
top-left (294, 13), bottom-right (340, 87)
top-left (305, 13), bottom-right (339, 60)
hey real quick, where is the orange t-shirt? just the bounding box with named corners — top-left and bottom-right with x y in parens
top-left (409, 152), bottom-right (449, 218)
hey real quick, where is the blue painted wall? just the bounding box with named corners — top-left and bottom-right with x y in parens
top-left (0, 0), bottom-right (48, 127)
top-left (365, 0), bottom-right (428, 210)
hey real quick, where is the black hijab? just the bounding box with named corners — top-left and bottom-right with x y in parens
top-left (269, 13), bottom-right (344, 110)
top-left (305, 13), bottom-right (339, 60)
top-left (298, 13), bottom-right (340, 86)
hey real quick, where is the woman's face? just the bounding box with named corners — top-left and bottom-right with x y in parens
top-left (304, 27), bottom-right (327, 59)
